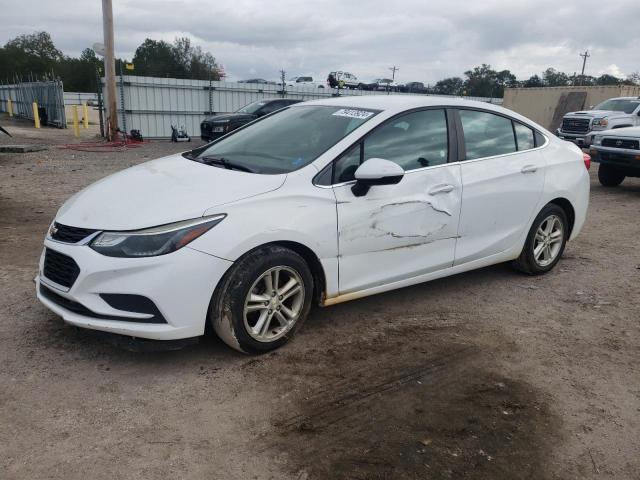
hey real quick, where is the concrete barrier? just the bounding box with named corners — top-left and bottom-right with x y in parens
top-left (503, 85), bottom-right (640, 131)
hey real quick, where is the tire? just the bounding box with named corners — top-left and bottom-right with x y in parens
top-left (598, 164), bottom-right (625, 187)
top-left (512, 204), bottom-right (568, 275)
top-left (209, 245), bottom-right (313, 354)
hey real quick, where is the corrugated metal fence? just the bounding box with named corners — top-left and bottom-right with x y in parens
top-left (0, 80), bottom-right (66, 128)
top-left (114, 75), bottom-right (502, 138)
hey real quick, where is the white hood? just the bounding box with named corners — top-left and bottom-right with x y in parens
top-left (597, 126), bottom-right (640, 138)
top-left (55, 154), bottom-right (286, 230)
top-left (566, 110), bottom-right (612, 118)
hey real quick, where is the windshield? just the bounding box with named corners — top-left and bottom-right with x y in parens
top-left (193, 105), bottom-right (379, 174)
top-left (236, 100), bottom-right (267, 114)
top-left (594, 99), bottom-right (640, 114)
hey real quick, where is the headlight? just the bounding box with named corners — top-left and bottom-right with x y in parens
top-left (90, 214), bottom-right (226, 258)
top-left (593, 135), bottom-right (603, 145)
top-left (593, 118), bottom-right (608, 127)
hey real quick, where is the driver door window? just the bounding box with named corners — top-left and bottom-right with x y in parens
top-left (332, 109), bottom-right (449, 183)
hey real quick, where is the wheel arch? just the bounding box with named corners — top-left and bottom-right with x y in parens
top-left (215, 240), bottom-right (328, 307)
top-left (270, 241), bottom-right (327, 306)
top-left (548, 197), bottom-right (575, 236)
top-left (611, 124), bottom-right (633, 129)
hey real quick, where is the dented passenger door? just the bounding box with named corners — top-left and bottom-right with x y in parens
top-left (332, 108), bottom-right (462, 295)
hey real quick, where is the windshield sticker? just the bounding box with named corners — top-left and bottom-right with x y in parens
top-left (332, 109), bottom-right (375, 120)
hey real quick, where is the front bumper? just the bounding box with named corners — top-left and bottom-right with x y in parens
top-left (200, 123), bottom-right (232, 142)
top-left (557, 130), bottom-right (593, 147)
top-left (590, 146), bottom-right (640, 172)
top-left (36, 239), bottom-right (233, 340)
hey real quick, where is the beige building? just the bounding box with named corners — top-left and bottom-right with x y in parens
top-left (503, 85), bottom-right (640, 131)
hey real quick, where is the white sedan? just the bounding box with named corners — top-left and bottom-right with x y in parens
top-left (37, 96), bottom-right (590, 353)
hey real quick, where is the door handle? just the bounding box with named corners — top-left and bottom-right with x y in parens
top-left (521, 165), bottom-right (538, 174)
top-left (428, 184), bottom-right (455, 195)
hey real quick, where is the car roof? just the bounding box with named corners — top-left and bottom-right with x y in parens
top-left (297, 95), bottom-right (494, 112)
top-left (293, 95), bottom-right (546, 131)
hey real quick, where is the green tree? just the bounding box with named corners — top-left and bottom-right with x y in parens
top-left (462, 64), bottom-right (516, 97)
top-left (523, 74), bottom-right (544, 87)
top-left (433, 77), bottom-right (464, 95)
top-left (542, 68), bottom-right (570, 87)
top-left (1, 31), bottom-right (62, 81)
top-left (595, 74), bottom-right (621, 86)
top-left (132, 38), bottom-right (184, 77)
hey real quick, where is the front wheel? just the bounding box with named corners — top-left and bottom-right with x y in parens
top-left (598, 164), bottom-right (625, 187)
top-left (210, 245), bottom-right (313, 354)
top-left (512, 204), bottom-right (568, 275)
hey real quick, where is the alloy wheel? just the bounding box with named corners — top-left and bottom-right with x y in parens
top-left (533, 215), bottom-right (564, 267)
top-left (243, 266), bottom-right (305, 342)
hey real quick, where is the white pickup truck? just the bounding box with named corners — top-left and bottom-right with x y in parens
top-left (557, 97), bottom-right (640, 147)
top-left (590, 126), bottom-right (640, 186)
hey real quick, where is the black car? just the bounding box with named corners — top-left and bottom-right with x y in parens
top-left (200, 99), bottom-right (302, 141)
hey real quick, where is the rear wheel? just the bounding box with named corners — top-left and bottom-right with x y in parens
top-left (513, 204), bottom-right (568, 275)
top-left (598, 164), bottom-right (625, 187)
top-left (210, 245), bottom-right (313, 354)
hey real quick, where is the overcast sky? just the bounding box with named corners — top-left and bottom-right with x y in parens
top-left (1, 0), bottom-right (639, 83)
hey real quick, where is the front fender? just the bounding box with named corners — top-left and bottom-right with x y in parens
top-left (188, 181), bottom-right (339, 297)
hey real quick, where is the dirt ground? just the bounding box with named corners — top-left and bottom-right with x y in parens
top-left (1, 114), bottom-right (638, 479)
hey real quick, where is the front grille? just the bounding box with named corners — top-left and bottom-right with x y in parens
top-left (602, 138), bottom-right (639, 150)
top-left (201, 122), bottom-right (213, 135)
top-left (43, 248), bottom-right (80, 288)
top-left (51, 223), bottom-right (97, 243)
top-left (599, 152), bottom-right (634, 165)
top-left (561, 118), bottom-right (590, 134)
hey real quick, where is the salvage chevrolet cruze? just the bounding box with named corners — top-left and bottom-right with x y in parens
top-left (37, 96), bottom-right (590, 353)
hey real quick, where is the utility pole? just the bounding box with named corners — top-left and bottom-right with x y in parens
top-left (579, 50), bottom-right (590, 86)
top-left (102, 0), bottom-right (118, 140)
top-left (389, 65), bottom-right (399, 81)
top-left (279, 69), bottom-right (286, 98)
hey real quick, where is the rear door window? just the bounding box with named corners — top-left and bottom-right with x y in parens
top-left (459, 110), bottom-right (517, 159)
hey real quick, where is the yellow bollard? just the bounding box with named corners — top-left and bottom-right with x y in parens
top-left (7, 98), bottom-right (13, 117)
top-left (83, 102), bottom-right (89, 129)
top-left (72, 105), bottom-right (80, 137)
top-left (32, 102), bottom-right (41, 129)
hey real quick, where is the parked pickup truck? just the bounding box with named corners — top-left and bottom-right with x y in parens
top-left (590, 126), bottom-right (640, 186)
top-left (557, 97), bottom-right (640, 147)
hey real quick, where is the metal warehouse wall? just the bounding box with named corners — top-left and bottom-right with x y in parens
top-left (114, 76), bottom-right (501, 138)
top-left (503, 85), bottom-right (640, 131)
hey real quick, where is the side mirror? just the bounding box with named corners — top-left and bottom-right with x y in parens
top-left (351, 158), bottom-right (404, 197)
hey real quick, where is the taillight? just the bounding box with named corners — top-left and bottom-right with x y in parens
top-left (583, 152), bottom-right (591, 170)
